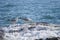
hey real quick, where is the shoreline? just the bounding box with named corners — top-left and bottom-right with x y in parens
top-left (0, 23), bottom-right (60, 40)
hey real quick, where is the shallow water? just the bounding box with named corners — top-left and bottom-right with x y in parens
top-left (0, 0), bottom-right (60, 26)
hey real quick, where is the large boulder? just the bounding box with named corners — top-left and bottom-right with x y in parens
top-left (46, 37), bottom-right (58, 40)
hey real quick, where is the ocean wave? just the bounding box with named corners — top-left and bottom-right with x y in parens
top-left (0, 23), bottom-right (60, 40)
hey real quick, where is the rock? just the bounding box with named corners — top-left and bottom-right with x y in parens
top-left (19, 28), bottom-right (23, 31)
top-left (36, 22), bottom-right (49, 26)
top-left (28, 27), bottom-right (35, 30)
top-left (35, 37), bottom-right (60, 40)
top-left (35, 38), bottom-right (43, 40)
top-left (54, 25), bottom-right (60, 27)
top-left (46, 37), bottom-right (58, 40)
top-left (28, 27), bottom-right (35, 29)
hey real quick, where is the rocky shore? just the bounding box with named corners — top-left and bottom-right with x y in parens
top-left (0, 22), bottom-right (60, 40)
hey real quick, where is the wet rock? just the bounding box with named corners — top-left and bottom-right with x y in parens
top-left (46, 37), bottom-right (58, 40)
top-left (35, 37), bottom-right (60, 40)
top-left (28, 27), bottom-right (35, 30)
top-left (35, 38), bottom-right (43, 40)
top-left (36, 22), bottom-right (49, 26)
top-left (19, 28), bottom-right (23, 31)
top-left (28, 27), bottom-right (35, 29)
top-left (54, 25), bottom-right (60, 27)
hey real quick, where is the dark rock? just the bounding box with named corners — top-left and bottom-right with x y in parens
top-left (54, 25), bottom-right (60, 27)
top-left (35, 39), bottom-right (43, 40)
top-left (57, 37), bottom-right (60, 40)
top-left (46, 37), bottom-right (58, 40)
top-left (35, 37), bottom-right (60, 40)
top-left (9, 30), bottom-right (19, 33)
top-left (19, 28), bottom-right (23, 31)
top-left (28, 27), bottom-right (35, 29)
top-left (28, 27), bottom-right (35, 30)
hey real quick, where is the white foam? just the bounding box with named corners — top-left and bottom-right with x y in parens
top-left (2, 24), bottom-right (60, 40)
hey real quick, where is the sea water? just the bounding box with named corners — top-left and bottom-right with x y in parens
top-left (0, 0), bottom-right (60, 40)
top-left (0, 0), bottom-right (60, 26)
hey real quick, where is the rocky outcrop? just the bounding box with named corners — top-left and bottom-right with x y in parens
top-left (35, 37), bottom-right (60, 40)
top-left (1, 23), bottom-right (60, 40)
top-left (46, 37), bottom-right (58, 40)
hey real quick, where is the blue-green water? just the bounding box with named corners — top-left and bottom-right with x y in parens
top-left (0, 0), bottom-right (60, 26)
